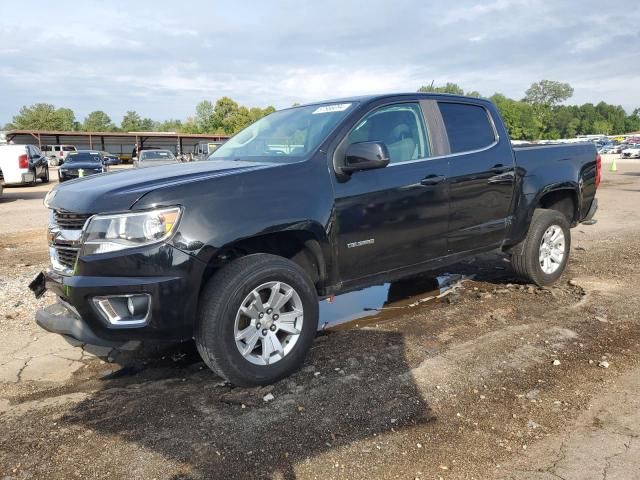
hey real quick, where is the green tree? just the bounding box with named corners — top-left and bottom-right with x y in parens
top-left (418, 82), bottom-right (464, 95)
top-left (7, 103), bottom-right (78, 130)
top-left (592, 119), bottom-right (613, 135)
top-left (179, 117), bottom-right (200, 134)
top-left (195, 100), bottom-right (214, 133)
top-left (121, 111), bottom-right (142, 131)
top-left (523, 80), bottom-right (574, 107)
top-left (56, 108), bottom-right (77, 131)
top-left (82, 110), bottom-right (115, 131)
top-left (139, 118), bottom-right (157, 131)
top-left (624, 108), bottom-right (640, 133)
top-left (523, 80), bottom-right (574, 137)
top-left (157, 119), bottom-right (183, 132)
top-left (491, 94), bottom-right (543, 140)
top-left (212, 97), bottom-right (240, 134)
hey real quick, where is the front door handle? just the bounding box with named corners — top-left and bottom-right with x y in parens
top-left (420, 174), bottom-right (446, 186)
top-left (490, 164), bottom-right (512, 174)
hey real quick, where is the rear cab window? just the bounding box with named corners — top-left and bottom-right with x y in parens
top-left (438, 102), bottom-right (496, 153)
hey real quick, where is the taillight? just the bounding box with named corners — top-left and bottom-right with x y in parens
top-left (595, 153), bottom-right (601, 189)
top-left (18, 154), bottom-right (29, 169)
top-left (59, 151), bottom-right (64, 156)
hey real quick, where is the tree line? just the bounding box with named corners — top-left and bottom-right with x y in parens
top-left (3, 97), bottom-right (276, 136)
top-left (5, 80), bottom-right (640, 140)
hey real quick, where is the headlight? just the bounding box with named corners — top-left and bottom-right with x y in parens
top-left (80, 207), bottom-right (182, 256)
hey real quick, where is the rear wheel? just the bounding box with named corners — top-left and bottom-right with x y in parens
top-left (195, 254), bottom-right (318, 386)
top-left (510, 209), bottom-right (571, 286)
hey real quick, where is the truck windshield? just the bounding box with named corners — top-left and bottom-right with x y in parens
top-left (210, 102), bottom-right (357, 162)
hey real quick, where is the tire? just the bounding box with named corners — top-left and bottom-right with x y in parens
top-left (195, 254), bottom-right (319, 386)
top-left (510, 208), bottom-right (571, 286)
top-left (41, 166), bottom-right (50, 183)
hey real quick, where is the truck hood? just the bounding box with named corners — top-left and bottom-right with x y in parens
top-left (47, 160), bottom-right (272, 213)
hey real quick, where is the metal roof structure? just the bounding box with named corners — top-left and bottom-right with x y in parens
top-left (4, 130), bottom-right (230, 156)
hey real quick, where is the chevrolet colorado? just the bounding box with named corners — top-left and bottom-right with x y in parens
top-left (31, 93), bottom-right (599, 386)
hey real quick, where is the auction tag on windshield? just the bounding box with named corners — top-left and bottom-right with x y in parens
top-left (312, 103), bottom-right (351, 114)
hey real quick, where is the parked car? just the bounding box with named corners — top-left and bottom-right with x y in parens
top-left (0, 144), bottom-right (50, 185)
top-left (193, 141), bottom-right (224, 161)
top-left (133, 149), bottom-right (180, 168)
top-left (131, 145), bottom-right (162, 162)
top-left (32, 93), bottom-right (599, 386)
top-left (58, 150), bottom-right (109, 182)
top-left (42, 145), bottom-right (77, 166)
top-left (609, 144), bottom-right (628, 154)
top-left (621, 145), bottom-right (640, 158)
top-left (100, 151), bottom-right (121, 165)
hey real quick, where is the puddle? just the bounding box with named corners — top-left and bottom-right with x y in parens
top-left (318, 273), bottom-right (470, 331)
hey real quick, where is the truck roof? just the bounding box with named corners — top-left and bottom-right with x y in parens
top-left (296, 92), bottom-right (488, 108)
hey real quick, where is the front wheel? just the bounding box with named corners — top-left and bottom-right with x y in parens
top-left (510, 209), bottom-right (571, 286)
top-left (195, 254), bottom-right (318, 386)
top-left (41, 166), bottom-right (50, 183)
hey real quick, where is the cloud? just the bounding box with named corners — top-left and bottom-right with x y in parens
top-left (0, 0), bottom-right (639, 125)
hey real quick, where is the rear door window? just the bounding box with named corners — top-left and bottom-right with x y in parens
top-left (63, 146), bottom-right (75, 151)
top-left (438, 102), bottom-right (496, 154)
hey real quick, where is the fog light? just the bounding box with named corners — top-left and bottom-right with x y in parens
top-left (92, 294), bottom-right (151, 327)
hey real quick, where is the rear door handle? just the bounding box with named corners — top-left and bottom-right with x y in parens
top-left (490, 164), bottom-right (512, 174)
top-left (420, 174), bottom-right (446, 186)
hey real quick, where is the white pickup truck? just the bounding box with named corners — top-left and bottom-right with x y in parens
top-left (0, 144), bottom-right (50, 186)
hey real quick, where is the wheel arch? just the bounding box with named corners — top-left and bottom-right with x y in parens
top-left (200, 225), bottom-right (330, 295)
top-left (535, 186), bottom-right (579, 225)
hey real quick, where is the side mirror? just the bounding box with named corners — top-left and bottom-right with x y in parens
top-left (342, 141), bottom-right (390, 174)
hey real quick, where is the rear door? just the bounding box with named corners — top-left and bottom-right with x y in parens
top-left (437, 100), bottom-right (515, 253)
top-left (333, 101), bottom-right (450, 282)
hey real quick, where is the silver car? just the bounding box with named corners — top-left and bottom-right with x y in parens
top-left (133, 149), bottom-right (180, 168)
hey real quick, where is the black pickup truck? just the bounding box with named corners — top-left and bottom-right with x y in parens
top-left (32, 93), bottom-right (599, 385)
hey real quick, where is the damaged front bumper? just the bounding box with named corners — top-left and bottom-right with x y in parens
top-left (35, 300), bottom-right (122, 347)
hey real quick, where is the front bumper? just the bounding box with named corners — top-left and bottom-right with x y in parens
top-left (36, 300), bottom-right (121, 347)
top-left (32, 243), bottom-right (206, 344)
top-left (58, 169), bottom-right (103, 181)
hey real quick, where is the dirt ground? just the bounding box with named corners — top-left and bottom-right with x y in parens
top-left (0, 156), bottom-right (639, 479)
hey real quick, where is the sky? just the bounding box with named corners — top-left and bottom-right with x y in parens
top-left (1, 0), bottom-right (639, 125)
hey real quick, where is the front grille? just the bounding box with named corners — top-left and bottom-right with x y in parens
top-left (55, 246), bottom-right (80, 270)
top-left (53, 210), bottom-right (92, 230)
top-left (49, 209), bottom-right (93, 273)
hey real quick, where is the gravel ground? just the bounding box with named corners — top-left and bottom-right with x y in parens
top-left (0, 159), bottom-right (639, 479)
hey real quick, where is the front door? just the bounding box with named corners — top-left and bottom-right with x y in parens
top-left (332, 102), bottom-right (450, 283)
